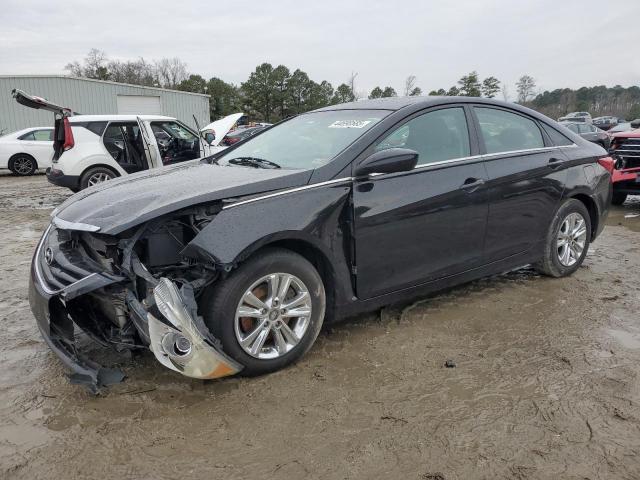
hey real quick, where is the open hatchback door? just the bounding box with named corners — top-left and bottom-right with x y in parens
top-left (12, 89), bottom-right (74, 161)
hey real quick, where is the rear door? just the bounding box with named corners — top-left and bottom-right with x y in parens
top-left (102, 122), bottom-right (149, 174)
top-left (353, 105), bottom-right (489, 299)
top-left (472, 106), bottom-right (567, 263)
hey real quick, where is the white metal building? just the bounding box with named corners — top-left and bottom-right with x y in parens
top-left (0, 75), bottom-right (210, 134)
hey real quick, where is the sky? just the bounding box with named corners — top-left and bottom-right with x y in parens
top-left (1, 0), bottom-right (638, 98)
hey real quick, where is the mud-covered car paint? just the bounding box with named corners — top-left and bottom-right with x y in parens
top-left (29, 96), bottom-right (612, 391)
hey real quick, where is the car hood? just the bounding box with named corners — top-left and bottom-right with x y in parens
top-left (611, 129), bottom-right (640, 139)
top-left (54, 160), bottom-right (312, 235)
top-left (201, 113), bottom-right (244, 146)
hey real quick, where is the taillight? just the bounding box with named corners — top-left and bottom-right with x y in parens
top-left (597, 156), bottom-right (615, 175)
top-left (62, 117), bottom-right (74, 151)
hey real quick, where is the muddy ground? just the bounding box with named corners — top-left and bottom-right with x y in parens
top-left (0, 173), bottom-right (639, 480)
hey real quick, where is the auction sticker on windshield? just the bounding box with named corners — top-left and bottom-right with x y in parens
top-left (329, 120), bottom-right (373, 129)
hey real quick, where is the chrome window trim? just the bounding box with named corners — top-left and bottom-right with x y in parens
top-left (33, 225), bottom-right (99, 295)
top-left (222, 144), bottom-right (580, 206)
top-left (52, 216), bottom-right (101, 232)
top-left (221, 178), bottom-right (353, 210)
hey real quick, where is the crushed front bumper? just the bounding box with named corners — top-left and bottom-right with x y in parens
top-left (29, 225), bottom-right (242, 392)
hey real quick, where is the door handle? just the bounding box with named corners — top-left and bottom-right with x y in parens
top-left (548, 157), bottom-right (564, 169)
top-left (460, 177), bottom-right (485, 192)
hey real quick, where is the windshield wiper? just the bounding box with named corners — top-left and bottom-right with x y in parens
top-left (227, 157), bottom-right (281, 169)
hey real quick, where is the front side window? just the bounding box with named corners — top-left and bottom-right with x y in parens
top-left (475, 107), bottom-right (544, 154)
top-left (216, 110), bottom-right (387, 170)
top-left (375, 107), bottom-right (471, 165)
top-left (150, 121), bottom-right (200, 165)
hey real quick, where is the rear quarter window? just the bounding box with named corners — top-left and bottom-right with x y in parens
top-left (542, 124), bottom-right (574, 146)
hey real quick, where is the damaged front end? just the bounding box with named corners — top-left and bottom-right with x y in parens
top-left (29, 206), bottom-right (242, 393)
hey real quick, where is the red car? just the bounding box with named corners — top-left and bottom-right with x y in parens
top-left (610, 127), bottom-right (640, 205)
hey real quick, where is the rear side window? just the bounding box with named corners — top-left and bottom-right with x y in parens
top-left (475, 107), bottom-right (544, 154)
top-left (19, 129), bottom-right (53, 141)
top-left (70, 121), bottom-right (108, 136)
top-left (542, 124), bottom-right (574, 146)
top-left (375, 107), bottom-right (471, 166)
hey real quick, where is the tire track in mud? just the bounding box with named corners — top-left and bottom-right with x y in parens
top-left (1, 174), bottom-right (640, 479)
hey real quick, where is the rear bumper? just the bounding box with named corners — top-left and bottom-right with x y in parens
top-left (46, 167), bottom-right (79, 190)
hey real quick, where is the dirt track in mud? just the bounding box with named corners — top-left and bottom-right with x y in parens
top-left (1, 173), bottom-right (640, 480)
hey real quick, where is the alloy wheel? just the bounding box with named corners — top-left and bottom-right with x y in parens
top-left (557, 212), bottom-right (587, 267)
top-left (234, 273), bottom-right (312, 359)
top-left (13, 156), bottom-right (34, 175)
top-left (87, 172), bottom-right (113, 186)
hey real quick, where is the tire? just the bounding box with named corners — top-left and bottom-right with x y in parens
top-left (80, 166), bottom-right (116, 189)
top-left (611, 192), bottom-right (627, 206)
top-left (534, 198), bottom-right (591, 278)
top-left (8, 154), bottom-right (37, 176)
top-left (201, 248), bottom-right (326, 376)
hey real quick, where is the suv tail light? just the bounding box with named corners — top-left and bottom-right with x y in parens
top-left (597, 156), bottom-right (615, 176)
top-left (62, 117), bottom-right (74, 151)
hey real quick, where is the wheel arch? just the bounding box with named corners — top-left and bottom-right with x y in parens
top-left (79, 163), bottom-right (120, 181)
top-left (568, 192), bottom-right (599, 240)
top-left (234, 235), bottom-right (340, 320)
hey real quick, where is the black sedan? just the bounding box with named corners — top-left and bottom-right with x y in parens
top-left (29, 97), bottom-right (612, 391)
top-left (561, 121), bottom-right (611, 149)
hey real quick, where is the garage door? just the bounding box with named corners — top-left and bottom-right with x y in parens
top-left (116, 95), bottom-right (162, 115)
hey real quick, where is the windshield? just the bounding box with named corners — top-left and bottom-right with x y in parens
top-left (215, 110), bottom-right (387, 169)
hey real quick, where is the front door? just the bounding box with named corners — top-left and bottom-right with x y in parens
top-left (353, 106), bottom-right (489, 300)
top-left (472, 106), bottom-right (567, 263)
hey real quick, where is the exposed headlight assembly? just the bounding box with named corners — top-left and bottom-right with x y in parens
top-left (148, 278), bottom-right (242, 379)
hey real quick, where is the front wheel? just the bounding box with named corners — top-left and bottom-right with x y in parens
top-left (535, 199), bottom-right (591, 278)
top-left (201, 248), bottom-right (326, 376)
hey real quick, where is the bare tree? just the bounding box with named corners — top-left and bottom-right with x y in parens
top-left (516, 75), bottom-right (536, 103)
top-left (404, 75), bottom-right (417, 96)
top-left (65, 48), bottom-right (109, 80)
top-left (348, 72), bottom-right (359, 100)
top-left (501, 84), bottom-right (510, 102)
top-left (155, 58), bottom-right (188, 89)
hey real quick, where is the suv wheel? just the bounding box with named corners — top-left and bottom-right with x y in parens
top-left (9, 154), bottom-right (37, 176)
top-left (611, 192), bottom-right (627, 206)
top-left (80, 167), bottom-right (115, 189)
top-left (201, 248), bottom-right (326, 376)
top-left (535, 198), bottom-right (591, 278)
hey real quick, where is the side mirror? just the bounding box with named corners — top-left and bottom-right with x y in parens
top-left (355, 148), bottom-right (419, 176)
top-left (630, 119), bottom-right (640, 129)
top-left (203, 131), bottom-right (215, 145)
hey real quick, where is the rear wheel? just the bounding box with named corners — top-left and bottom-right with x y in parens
top-left (9, 154), bottom-right (37, 176)
top-left (201, 248), bottom-right (326, 376)
top-left (611, 192), bottom-right (627, 206)
top-left (535, 199), bottom-right (591, 278)
top-left (80, 166), bottom-right (115, 189)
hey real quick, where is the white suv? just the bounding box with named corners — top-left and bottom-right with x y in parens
top-left (12, 90), bottom-right (234, 191)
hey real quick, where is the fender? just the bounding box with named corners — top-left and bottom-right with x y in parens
top-left (183, 181), bottom-right (355, 304)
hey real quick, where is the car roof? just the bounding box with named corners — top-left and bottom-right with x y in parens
top-left (69, 114), bottom-right (176, 123)
top-left (312, 96), bottom-right (560, 124)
